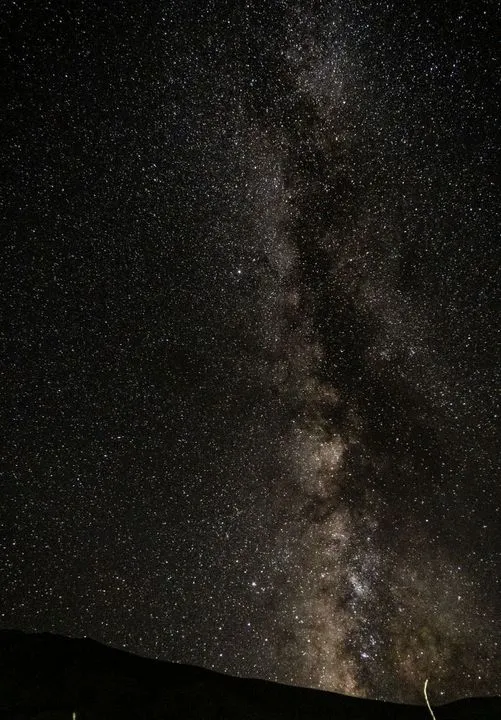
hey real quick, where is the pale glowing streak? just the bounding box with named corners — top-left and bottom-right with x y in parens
top-left (424, 678), bottom-right (436, 720)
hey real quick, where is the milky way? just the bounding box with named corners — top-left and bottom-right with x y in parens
top-left (2, 0), bottom-right (500, 705)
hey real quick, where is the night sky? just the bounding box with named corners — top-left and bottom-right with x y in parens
top-left (2, 0), bottom-right (500, 705)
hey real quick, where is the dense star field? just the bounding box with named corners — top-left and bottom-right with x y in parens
top-left (1, 0), bottom-right (499, 705)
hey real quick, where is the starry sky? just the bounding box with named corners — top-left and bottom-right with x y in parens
top-left (1, 0), bottom-right (500, 705)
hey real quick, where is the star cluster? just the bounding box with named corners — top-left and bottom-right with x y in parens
top-left (1, 0), bottom-right (499, 704)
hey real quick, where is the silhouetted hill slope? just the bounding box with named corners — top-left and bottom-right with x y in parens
top-left (1, 630), bottom-right (500, 719)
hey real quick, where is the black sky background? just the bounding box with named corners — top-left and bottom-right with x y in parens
top-left (1, 0), bottom-right (500, 704)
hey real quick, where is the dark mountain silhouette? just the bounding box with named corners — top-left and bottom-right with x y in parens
top-left (1, 630), bottom-right (500, 719)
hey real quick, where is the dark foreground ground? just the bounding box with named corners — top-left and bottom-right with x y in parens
top-left (1, 630), bottom-right (500, 719)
